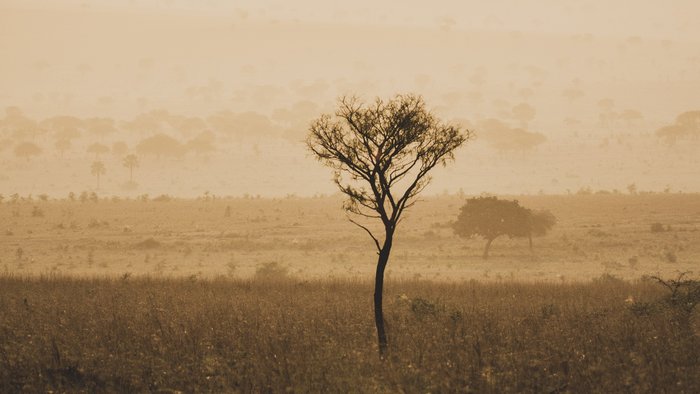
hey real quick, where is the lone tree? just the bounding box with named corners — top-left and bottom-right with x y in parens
top-left (452, 196), bottom-right (556, 259)
top-left (91, 160), bottom-right (106, 189)
top-left (123, 154), bottom-right (139, 182)
top-left (307, 94), bottom-right (469, 355)
top-left (14, 142), bottom-right (42, 161)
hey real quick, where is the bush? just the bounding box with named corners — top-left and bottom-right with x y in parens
top-left (152, 194), bottom-right (173, 202)
top-left (254, 261), bottom-right (289, 280)
top-left (663, 249), bottom-right (677, 263)
top-left (650, 223), bottom-right (665, 233)
top-left (31, 206), bottom-right (44, 217)
top-left (410, 297), bottom-right (441, 319)
top-left (133, 238), bottom-right (161, 249)
top-left (88, 219), bottom-right (108, 228)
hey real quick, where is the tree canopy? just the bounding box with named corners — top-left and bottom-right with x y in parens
top-left (136, 133), bottom-right (184, 157)
top-left (307, 93), bottom-right (470, 355)
top-left (453, 196), bottom-right (556, 259)
top-left (656, 110), bottom-right (700, 145)
top-left (14, 142), bottom-right (42, 160)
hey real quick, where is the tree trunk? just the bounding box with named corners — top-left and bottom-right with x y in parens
top-left (528, 231), bottom-right (533, 252)
top-left (129, 167), bottom-right (133, 182)
top-left (374, 231), bottom-right (393, 357)
top-left (483, 237), bottom-right (495, 260)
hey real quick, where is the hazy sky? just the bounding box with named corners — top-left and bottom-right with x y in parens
top-left (3, 0), bottom-right (698, 118)
top-left (5, 0), bottom-right (700, 38)
top-left (1, 0), bottom-right (699, 197)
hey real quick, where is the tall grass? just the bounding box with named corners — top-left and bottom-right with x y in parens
top-left (0, 275), bottom-right (697, 392)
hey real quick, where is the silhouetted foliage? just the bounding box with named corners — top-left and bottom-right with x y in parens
top-left (477, 118), bottom-right (546, 152)
top-left (54, 139), bottom-right (71, 157)
top-left (656, 110), bottom-right (700, 145)
top-left (84, 117), bottom-right (117, 138)
top-left (207, 110), bottom-right (280, 139)
top-left (650, 222), bottom-right (666, 233)
top-left (307, 93), bottom-right (469, 355)
top-left (136, 133), bottom-right (184, 158)
top-left (14, 142), bottom-right (42, 160)
top-left (3, 107), bottom-right (41, 140)
top-left (529, 209), bottom-right (557, 238)
top-left (186, 130), bottom-right (216, 155)
top-left (87, 142), bottom-right (110, 158)
top-left (453, 196), bottom-right (556, 259)
top-left (91, 161), bottom-right (106, 189)
top-left (122, 154), bottom-right (139, 182)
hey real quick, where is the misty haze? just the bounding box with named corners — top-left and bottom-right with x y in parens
top-left (1, 1), bottom-right (699, 392)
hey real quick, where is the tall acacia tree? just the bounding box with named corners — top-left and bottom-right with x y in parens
top-left (307, 94), bottom-right (470, 355)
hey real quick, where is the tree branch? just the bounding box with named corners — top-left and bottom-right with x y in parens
top-left (347, 216), bottom-right (381, 252)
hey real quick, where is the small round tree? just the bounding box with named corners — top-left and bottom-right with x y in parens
top-left (307, 93), bottom-right (470, 355)
top-left (14, 142), bottom-right (42, 161)
top-left (453, 196), bottom-right (555, 259)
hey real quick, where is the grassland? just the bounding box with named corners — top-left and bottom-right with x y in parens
top-left (1, 275), bottom-right (698, 392)
top-left (1, 193), bottom-right (699, 391)
top-left (1, 193), bottom-right (699, 281)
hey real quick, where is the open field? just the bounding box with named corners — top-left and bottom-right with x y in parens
top-left (3, 1), bottom-right (700, 391)
top-left (1, 276), bottom-right (698, 392)
top-left (2, 193), bottom-right (699, 391)
top-left (1, 193), bottom-right (699, 281)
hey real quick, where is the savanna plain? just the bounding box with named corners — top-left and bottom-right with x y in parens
top-left (1, 193), bottom-right (699, 392)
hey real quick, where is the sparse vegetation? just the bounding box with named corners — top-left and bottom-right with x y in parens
top-left (31, 206), bottom-right (44, 217)
top-left (0, 275), bottom-right (697, 392)
top-left (134, 238), bottom-right (161, 249)
top-left (651, 222), bottom-right (666, 233)
top-left (3, 3), bottom-right (700, 392)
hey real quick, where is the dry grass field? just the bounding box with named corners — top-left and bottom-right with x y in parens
top-left (1, 193), bottom-right (699, 392)
top-left (1, 193), bottom-right (699, 281)
top-left (0, 276), bottom-right (698, 392)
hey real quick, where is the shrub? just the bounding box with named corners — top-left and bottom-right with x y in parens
top-left (133, 238), bottom-right (161, 249)
top-left (663, 249), bottom-right (677, 263)
top-left (152, 194), bottom-right (173, 202)
top-left (410, 297), bottom-right (441, 319)
top-left (88, 219), bottom-right (108, 228)
top-left (650, 273), bottom-right (700, 314)
top-left (587, 228), bottom-right (610, 237)
top-left (254, 261), bottom-right (289, 280)
top-left (650, 223), bottom-right (665, 233)
top-left (31, 206), bottom-right (44, 217)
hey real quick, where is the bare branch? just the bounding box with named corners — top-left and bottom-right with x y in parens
top-left (347, 216), bottom-right (381, 252)
top-left (307, 93), bottom-right (470, 243)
